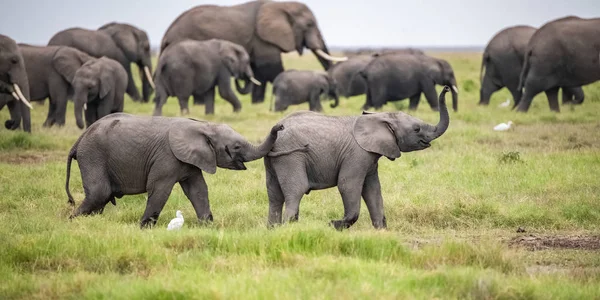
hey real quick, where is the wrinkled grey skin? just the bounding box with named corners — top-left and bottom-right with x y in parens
top-left (516, 16), bottom-right (600, 112)
top-left (160, 1), bottom-right (342, 104)
top-left (265, 87), bottom-right (451, 230)
top-left (272, 70), bottom-right (338, 112)
top-left (66, 113), bottom-right (290, 228)
top-left (153, 39), bottom-right (255, 116)
top-left (359, 53), bottom-right (458, 112)
top-left (48, 23), bottom-right (153, 102)
top-left (479, 25), bottom-right (584, 107)
top-left (72, 57), bottom-right (128, 129)
top-left (13, 44), bottom-right (91, 127)
top-left (330, 49), bottom-right (425, 98)
top-left (0, 35), bottom-right (31, 132)
top-left (343, 48), bottom-right (424, 57)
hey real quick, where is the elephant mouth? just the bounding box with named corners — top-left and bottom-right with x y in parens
top-left (419, 140), bottom-right (431, 148)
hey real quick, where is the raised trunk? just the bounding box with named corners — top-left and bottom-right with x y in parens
top-left (427, 86), bottom-right (450, 140)
top-left (242, 126), bottom-right (281, 161)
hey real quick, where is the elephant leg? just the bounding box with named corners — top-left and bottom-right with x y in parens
top-left (179, 171), bottom-right (213, 223)
top-left (251, 82), bottom-right (267, 104)
top-left (544, 87), bottom-right (560, 112)
top-left (178, 96), bottom-right (190, 115)
top-left (516, 80), bottom-right (544, 112)
top-left (50, 87), bottom-right (69, 126)
top-left (308, 91), bottom-right (323, 112)
top-left (5, 100), bottom-right (21, 130)
top-left (43, 99), bottom-right (57, 127)
top-left (193, 89), bottom-right (213, 106)
top-left (265, 158), bottom-right (284, 227)
top-left (201, 88), bottom-right (216, 115)
top-left (217, 73), bottom-right (242, 113)
top-left (421, 81), bottom-right (439, 111)
top-left (479, 76), bottom-right (501, 106)
top-left (562, 87), bottom-right (584, 105)
top-left (71, 167), bottom-right (112, 217)
top-left (409, 93), bottom-right (421, 110)
top-left (273, 160), bottom-right (308, 223)
top-left (333, 172), bottom-right (365, 230)
top-left (508, 87), bottom-right (522, 107)
top-left (152, 87), bottom-right (167, 116)
top-left (140, 178), bottom-right (177, 228)
top-left (124, 64), bottom-right (141, 102)
top-left (361, 169), bottom-right (386, 229)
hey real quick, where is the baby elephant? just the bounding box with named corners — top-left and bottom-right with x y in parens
top-left (153, 39), bottom-right (260, 116)
top-left (271, 70), bottom-right (339, 112)
top-left (72, 57), bottom-right (127, 129)
top-left (66, 113), bottom-right (290, 228)
top-left (265, 87), bottom-right (451, 230)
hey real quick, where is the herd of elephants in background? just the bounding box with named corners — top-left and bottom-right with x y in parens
top-left (0, 1), bottom-right (599, 229)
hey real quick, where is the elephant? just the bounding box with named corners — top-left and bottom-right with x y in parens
top-left (153, 39), bottom-right (259, 116)
top-left (264, 86), bottom-right (451, 230)
top-left (271, 70), bottom-right (339, 112)
top-left (516, 16), bottom-right (600, 112)
top-left (330, 49), bottom-right (427, 99)
top-left (0, 35), bottom-right (32, 132)
top-left (48, 22), bottom-right (154, 102)
top-left (65, 113), bottom-right (303, 228)
top-left (479, 25), bottom-right (584, 107)
top-left (359, 53), bottom-right (458, 112)
top-left (10, 44), bottom-right (91, 127)
top-left (71, 57), bottom-right (128, 129)
top-left (160, 0), bottom-right (347, 104)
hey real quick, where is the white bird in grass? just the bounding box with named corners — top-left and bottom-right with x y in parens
top-left (498, 98), bottom-right (510, 108)
top-left (493, 121), bottom-right (513, 131)
top-left (167, 210), bottom-right (184, 231)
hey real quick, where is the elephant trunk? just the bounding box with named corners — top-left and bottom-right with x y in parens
top-left (426, 86), bottom-right (450, 141)
top-left (242, 125), bottom-right (283, 162)
top-left (235, 79), bottom-right (252, 95)
top-left (450, 80), bottom-right (458, 112)
top-left (73, 88), bottom-right (87, 129)
top-left (329, 89), bottom-right (339, 108)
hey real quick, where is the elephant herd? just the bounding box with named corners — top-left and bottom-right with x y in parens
top-left (1, 1), bottom-right (599, 229)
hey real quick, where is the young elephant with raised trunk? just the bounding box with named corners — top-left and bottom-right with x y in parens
top-left (271, 70), bottom-right (339, 112)
top-left (153, 39), bottom-right (260, 116)
top-left (66, 113), bottom-right (290, 228)
top-left (265, 87), bottom-right (451, 230)
top-left (72, 56), bottom-right (128, 129)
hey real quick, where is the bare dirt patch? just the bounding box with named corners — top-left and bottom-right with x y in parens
top-left (509, 234), bottom-right (600, 251)
top-left (0, 152), bottom-right (61, 164)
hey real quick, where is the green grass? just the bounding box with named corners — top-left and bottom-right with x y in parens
top-left (1, 52), bottom-right (599, 299)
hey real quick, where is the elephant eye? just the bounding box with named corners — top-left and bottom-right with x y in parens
top-left (233, 145), bottom-right (241, 150)
top-left (413, 125), bottom-right (420, 133)
top-left (10, 57), bottom-right (18, 64)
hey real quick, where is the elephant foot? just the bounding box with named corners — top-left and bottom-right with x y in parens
top-left (330, 219), bottom-right (351, 231)
top-left (140, 217), bottom-right (158, 229)
top-left (5, 120), bottom-right (18, 130)
top-left (197, 213), bottom-right (214, 225)
top-left (233, 107), bottom-right (242, 113)
top-left (372, 216), bottom-right (387, 230)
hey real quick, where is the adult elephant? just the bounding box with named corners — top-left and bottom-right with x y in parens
top-left (65, 113), bottom-right (300, 228)
top-left (160, 0), bottom-right (347, 104)
top-left (265, 87), bottom-right (451, 230)
top-left (479, 25), bottom-right (584, 107)
top-left (271, 70), bottom-right (338, 112)
top-left (48, 22), bottom-right (154, 102)
top-left (17, 44), bottom-right (91, 127)
top-left (329, 49), bottom-right (426, 99)
top-left (0, 35), bottom-right (32, 132)
top-left (153, 39), bottom-right (259, 116)
top-left (516, 16), bottom-right (600, 112)
top-left (72, 57), bottom-right (128, 129)
top-left (360, 53), bottom-right (459, 112)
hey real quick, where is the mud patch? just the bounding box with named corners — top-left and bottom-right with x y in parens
top-left (509, 234), bottom-right (600, 251)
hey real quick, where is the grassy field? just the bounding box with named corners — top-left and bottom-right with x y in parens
top-left (1, 52), bottom-right (599, 299)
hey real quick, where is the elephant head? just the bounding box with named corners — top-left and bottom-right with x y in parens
top-left (211, 39), bottom-right (260, 95)
top-left (353, 86), bottom-right (450, 159)
top-left (169, 121), bottom-right (285, 173)
top-left (98, 23), bottom-right (154, 99)
top-left (0, 35), bottom-right (32, 132)
top-left (428, 58), bottom-right (458, 112)
top-left (255, 1), bottom-right (347, 70)
top-left (71, 57), bottom-right (115, 129)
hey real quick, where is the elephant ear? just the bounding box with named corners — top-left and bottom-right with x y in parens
top-left (107, 28), bottom-right (138, 61)
top-left (99, 59), bottom-right (115, 99)
top-left (218, 42), bottom-right (241, 77)
top-left (352, 114), bottom-right (401, 160)
top-left (256, 3), bottom-right (295, 52)
top-left (168, 121), bottom-right (217, 174)
top-left (53, 47), bottom-right (87, 83)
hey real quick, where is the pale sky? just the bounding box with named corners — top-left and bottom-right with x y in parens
top-left (2, 0), bottom-right (598, 48)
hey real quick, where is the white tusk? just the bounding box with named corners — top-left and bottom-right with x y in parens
top-left (144, 66), bottom-right (156, 90)
top-left (11, 92), bottom-right (19, 100)
top-left (315, 49), bottom-right (348, 62)
top-left (84, 103), bottom-right (87, 111)
top-left (452, 85), bottom-right (459, 94)
top-left (13, 84), bottom-right (33, 109)
top-left (250, 77), bottom-right (262, 86)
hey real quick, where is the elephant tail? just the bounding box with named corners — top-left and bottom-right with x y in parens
top-left (267, 144), bottom-right (309, 157)
top-left (66, 134), bottom-right (85, 206)
top-left (480, 52), bottom-right (489, 84)
top-left (517, 50), bottom-right (532, 93)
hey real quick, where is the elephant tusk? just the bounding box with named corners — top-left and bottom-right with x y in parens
top-left (250, 77), bottom-right (262, 86)
top-left (11, 91), bottom-right (19, 100)
top-left (144, 66), bottom-right (156, 90)
top-left (452, 85), bottom-right (459, 94)
top-left (84, 103), bottom-right (87, 111)
top-left (315, 49), bottom-right (348, 62)
top-left (13, 84), bottom-right (33, 109)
